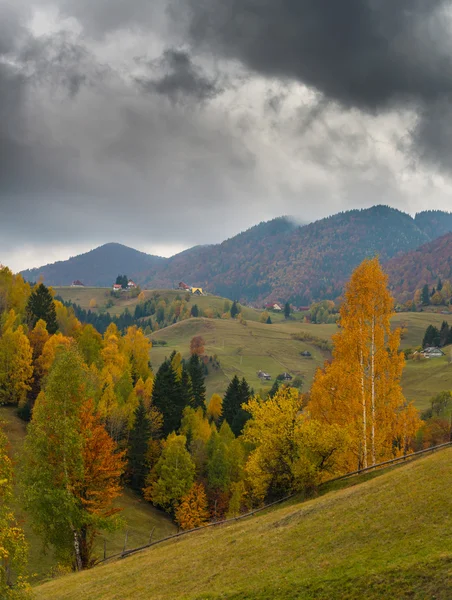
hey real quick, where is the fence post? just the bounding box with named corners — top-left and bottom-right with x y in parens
top-left (103, 538), bottom-right (107, 561)
top-left (149, 527), bottom-right (155, 545)
top-left (122, 530), bottom-right (128, 555)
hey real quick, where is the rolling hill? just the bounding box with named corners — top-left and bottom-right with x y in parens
top-left (35, 447), bottom-right (452, 599)
top-left (20, 206), bottom-right (452, 304)
top-left (20, 243), bottom-right (165, 287)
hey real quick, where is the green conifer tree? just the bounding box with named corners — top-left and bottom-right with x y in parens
top-left (187, 354), bottom-right (206, 411)
top-left (423, 324), bottom-right (440, 348)
top-left (284, 302), bottom-right (291, 319)
top-left (230, 301), bottom-right (239, 319)
top-left (128, 399), bottom-right (152, 492)
top-left (26, 283), bottom-right (58, 334)
top-left (152, 359), bottom-right (186, 435)
top-left (421, 284), bottom-right (430, 306)
top-left (180, 365), bottom-right (195, 407)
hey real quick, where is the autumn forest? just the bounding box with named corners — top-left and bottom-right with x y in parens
top-left (0, 256), bottom-right (450, 597)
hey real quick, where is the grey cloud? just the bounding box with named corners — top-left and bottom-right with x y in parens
top-left (184, 0), bottom-right (452, 167)
top-left (136, 48), bottom-right (221, 103)
top-left (186, 0), bottom-right (452, 110)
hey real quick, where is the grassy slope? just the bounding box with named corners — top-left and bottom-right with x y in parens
top-left (35, 448), bottom-right (452, 600)
top-left (0, 406), bottom-right (176, 582)
top-left (150, 318), bottom-right (329, 398)
top-left (53, 287), bottom-right (294, 322)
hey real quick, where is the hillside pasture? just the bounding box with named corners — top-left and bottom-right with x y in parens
top-left (150, 318), bottom-right (329, 398)
top-left (35, 447), bottom-right (452, 600)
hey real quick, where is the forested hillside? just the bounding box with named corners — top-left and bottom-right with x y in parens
top-left (385, 232), bottom-right (452, 303)
top-left (20, 243), bottom-right (165, 287)
top-left (20, 207), bottom-right (452, 304)
top-left (143, 206), bottom-right (433, 304)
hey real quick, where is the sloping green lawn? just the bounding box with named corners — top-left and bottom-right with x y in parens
top-left (35, 448), bottom-right (452, 600)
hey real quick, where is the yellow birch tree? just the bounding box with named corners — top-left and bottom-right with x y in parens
top-left (309, 257), bottom-right (420, 470)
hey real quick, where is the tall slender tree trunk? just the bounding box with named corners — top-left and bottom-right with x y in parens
top-left (359, 322), bottom-right (368, 469)
top-left (371, 314), bottom-right (376, 466)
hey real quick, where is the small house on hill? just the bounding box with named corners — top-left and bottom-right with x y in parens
top-left (191, 287), bottom-right (204, 295)
top-left (112, 284), bottom-right (122, 291)
top-left (278, 372), bottom-right (293, 382)
top-left (127, 280), bottom-right (137, 289)
top-left (178, 282), bottom-right (190, 290)
top-left (71, 280), bottom-right (85, 287)
top-left (257, 370), bottom-right (272, 381)
top-left (421, 347), bottom-right (445, 358)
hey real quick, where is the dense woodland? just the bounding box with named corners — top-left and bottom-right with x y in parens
top-left (385, 232), bottom-right (452, 304)
top-left (19, 207), bottom-right (452, 306)
top-left (1, 259), bottom-right (451, 596)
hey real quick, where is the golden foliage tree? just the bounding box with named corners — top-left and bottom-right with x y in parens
top-left (309, 257), bottom-right (420, 470)
top-left (243, 387), bottom-right (349, 503)
top-left (207, 393), bottom-right (223, 424)
top-left (0, 314), bottom-right (33, 406)
top-left (175, 483), bottom-right (210, 530)
top-left (0, 425), bottom-right (31, 598)
top-left (123, 326), bottom-right (152, 383)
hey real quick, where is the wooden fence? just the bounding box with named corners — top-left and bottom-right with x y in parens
top-left (97, 439), bottom-right (452, 565)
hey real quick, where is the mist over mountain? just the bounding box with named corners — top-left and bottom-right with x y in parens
top-left (20, 206), bottom-right (452, 304)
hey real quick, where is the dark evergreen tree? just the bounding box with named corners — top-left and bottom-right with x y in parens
top-left (26, 283), bottom-right (58, 334)
top-left (191, 304), bottom-right (199, 317)
top-left (284, 302), bottom-right (291, 319)
top-left (438, 278), bottom-right (443, 292)
top-left (152, 358), bottom-right (185, 435)
top-left (221, 375), bottom-right (252, 436)
top-left (421, 284), bottom-right (430, 306)
top-left (180, 365), bottom-right (194, 408)
top-left (115, 274), bottom-right (128, 288)
top-left (231, 378), bottom-right (252, 436)
top-left (187, 354), bottom-right (206, 410)
top-left (128, 399), bottom-right (151, 492)
top-left (431, 287), bottom-right (436, 297)
top-left (423, 325), bottom-right (441, 348)
top-left (266, 316), bottom-right (272, 324)
top-left (439, 321), bottom-right (450, 347)
top-left (221, 375), bottom-right (241, 430)
top-left (230, 301), bottom-right (239, 319)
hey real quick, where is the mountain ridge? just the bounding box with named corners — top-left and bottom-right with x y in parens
top-left (19, 206), bottom-right (452, 303)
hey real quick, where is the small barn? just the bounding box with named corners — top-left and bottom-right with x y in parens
top-left (178, 282), bottom-right (190, 290)
top-left (191, 287), bottom-right (204, 295)
top-left (71, 280), bottom-right (85, 287)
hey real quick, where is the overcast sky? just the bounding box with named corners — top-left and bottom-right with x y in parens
top-left (2, 0), bottom-right (452, 271)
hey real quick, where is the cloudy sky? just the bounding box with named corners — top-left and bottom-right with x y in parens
top-left (2, 0), bottom-right (452, 271)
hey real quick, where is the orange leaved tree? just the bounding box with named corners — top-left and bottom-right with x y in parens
top-left (309, 257), bottom-right (420, 471)
top-left (175, 482), bottom-right (210, 530)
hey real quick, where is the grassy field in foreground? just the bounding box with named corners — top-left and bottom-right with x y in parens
top-left (35, 448), bottom-right (452, 600)
top-left (0, 406), bottom-right (176, 582)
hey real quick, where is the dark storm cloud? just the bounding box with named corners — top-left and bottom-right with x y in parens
top-left (186, 0), bottom-right (451, 110)
top-left (184, 0), bottom-right (452, 168)
top-left (136, 48), bottom-right (221, 103)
